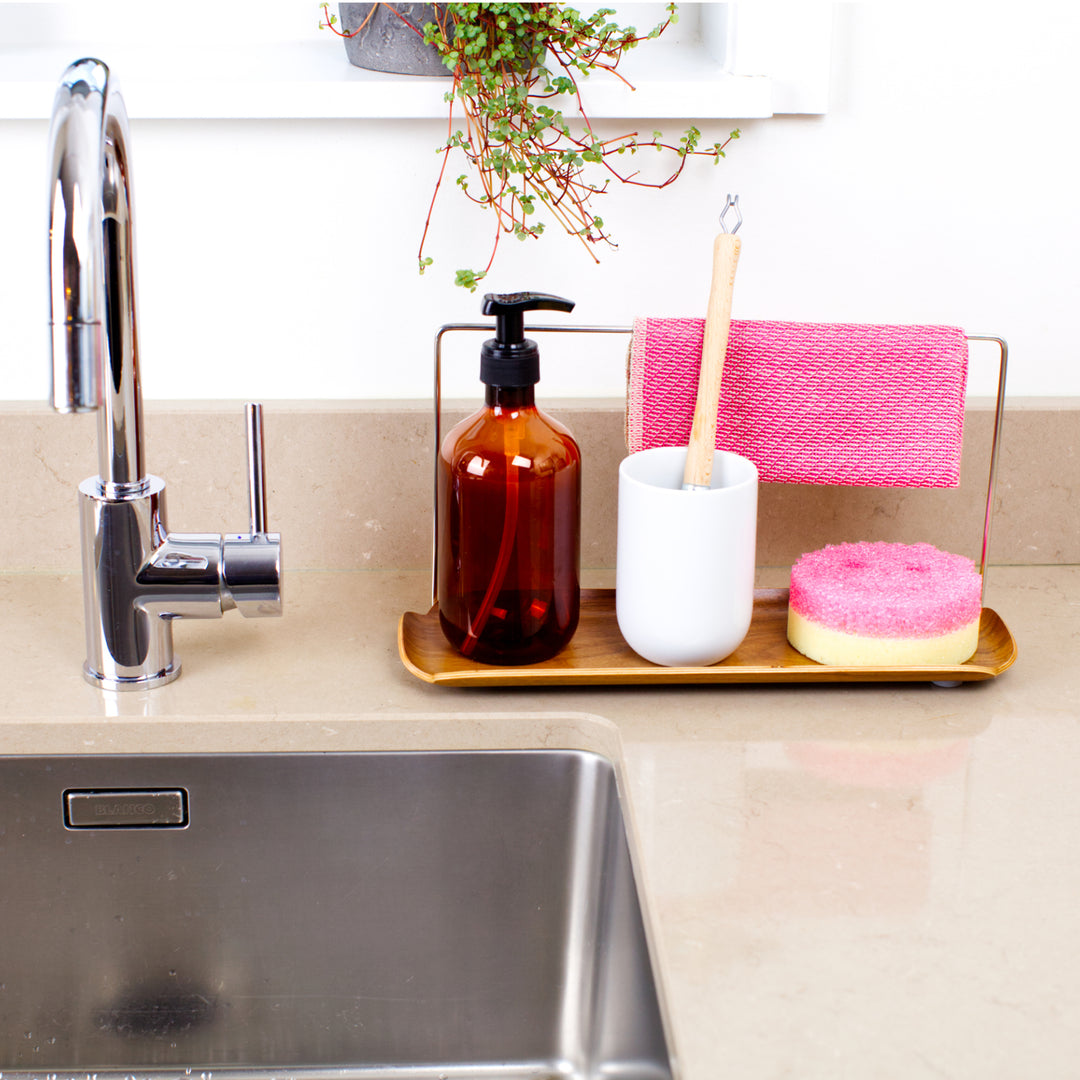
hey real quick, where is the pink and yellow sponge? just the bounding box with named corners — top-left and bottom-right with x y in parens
top-left (787, 541), bottom-right (983, 666)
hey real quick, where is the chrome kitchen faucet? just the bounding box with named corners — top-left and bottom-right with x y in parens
top-left (47, 58), bottom-right (282, 690)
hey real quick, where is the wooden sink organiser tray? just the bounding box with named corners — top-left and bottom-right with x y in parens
top-left (400, 326), bottom-right (1017, 688)
top-left (399, 588), bottom-right (1016, 686)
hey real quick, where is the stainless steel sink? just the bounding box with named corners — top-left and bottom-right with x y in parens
top-left (0, 750), bottom-right (672, 1080)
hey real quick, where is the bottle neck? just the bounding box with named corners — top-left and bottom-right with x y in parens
top-left (485, 384), bottom-right (535, 409)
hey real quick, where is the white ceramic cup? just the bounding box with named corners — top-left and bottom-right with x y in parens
top-left (616, 447), bottom-right (759, 666)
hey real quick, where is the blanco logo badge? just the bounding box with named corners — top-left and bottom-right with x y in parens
top-left (64, 789), bottom-right (188, 829)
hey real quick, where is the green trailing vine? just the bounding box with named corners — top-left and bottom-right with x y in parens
top-left (323, 3), bottom-right (739, 289)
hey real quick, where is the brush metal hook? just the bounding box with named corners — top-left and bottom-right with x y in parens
top-left (719, 193), bottom-right (742, 234)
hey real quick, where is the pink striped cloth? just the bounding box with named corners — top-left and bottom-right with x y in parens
top-left (627, 318), bottom-right (969, 487)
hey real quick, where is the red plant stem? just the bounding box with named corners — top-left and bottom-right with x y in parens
top-left (482, 208), bottom-right (503, 277)
top-left (321, 2), bottom-right (427, 40)
top-left (380, 3), bottom-right (429, 38)
top-left (320, 2), bottom-right (374, 39)
top-left (417, 80), bottom-right (459, 269)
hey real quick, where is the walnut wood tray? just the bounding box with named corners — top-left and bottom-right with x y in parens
top-left (398, 588), bottom-right (1017, 687)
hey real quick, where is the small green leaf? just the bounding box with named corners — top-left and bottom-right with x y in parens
top-left (455, 268), bottom-right (487, 291)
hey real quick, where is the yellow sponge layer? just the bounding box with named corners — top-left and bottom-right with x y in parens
top-left (787, 608), bottom-right (980, 667)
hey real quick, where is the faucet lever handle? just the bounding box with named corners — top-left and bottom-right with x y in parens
top-left (221, 402), bottom-right (282, 618)
top-left (245, 402), bottom-right (268, 534)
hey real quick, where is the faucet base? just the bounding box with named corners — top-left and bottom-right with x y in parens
top-left (83, 659), bottom-right (181, 692)
top-left (79, 474), bottom-right (179, 689)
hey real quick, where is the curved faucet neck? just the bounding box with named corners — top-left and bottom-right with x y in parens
top-left (48, 57), bottom-right (145, 490)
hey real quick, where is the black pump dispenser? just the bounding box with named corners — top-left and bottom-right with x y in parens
top-left (480, 292), bottom-right (575, 387)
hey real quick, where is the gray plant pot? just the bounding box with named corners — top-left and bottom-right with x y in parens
top-left (338, 3), bottom-right (450, 76)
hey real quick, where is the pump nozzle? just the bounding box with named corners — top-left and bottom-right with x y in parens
top-left (479, 292), bottom-right (575, 387)
top-left (482, 292), bottom-right (576, 345)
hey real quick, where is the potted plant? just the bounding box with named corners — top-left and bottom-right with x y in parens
top-left (323, 3), bottom-right (739, 288)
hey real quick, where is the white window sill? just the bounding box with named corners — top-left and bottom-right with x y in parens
top-left (0, 4), bottom-right (830, 121)
top-left (0, 41), bottom-right (778, 120)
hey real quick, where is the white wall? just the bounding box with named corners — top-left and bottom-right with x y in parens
top-left (1, 2), bottom-right (1076, 402)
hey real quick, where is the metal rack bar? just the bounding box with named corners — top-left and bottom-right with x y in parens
top-left (967, 335), bottom-right (1009, 600)
top-left (432, 324), bottom-right (1008, 608)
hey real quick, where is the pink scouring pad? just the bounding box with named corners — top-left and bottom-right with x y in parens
top-left (787, 541), bottom-right (983, 666)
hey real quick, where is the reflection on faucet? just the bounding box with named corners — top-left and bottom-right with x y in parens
top-left (48, 59), bottom-right (282, 690)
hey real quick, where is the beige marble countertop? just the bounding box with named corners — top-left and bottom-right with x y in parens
top-left (3, 565), bottom-right (1079, 1078)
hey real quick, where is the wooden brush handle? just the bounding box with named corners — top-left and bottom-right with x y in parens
top-left (682, 232), bottom-right (741, 489)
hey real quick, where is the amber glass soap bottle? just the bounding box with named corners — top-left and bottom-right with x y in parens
top-left (437, 292), bottom-right (581, 665)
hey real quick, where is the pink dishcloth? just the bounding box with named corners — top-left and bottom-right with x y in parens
top-left (627, 318), bottom-right (969, 487)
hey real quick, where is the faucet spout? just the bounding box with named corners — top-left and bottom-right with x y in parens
top-left (48, 60), bottom-right (282, 690)
top-left (48, 57), bottom-right (144, 490)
